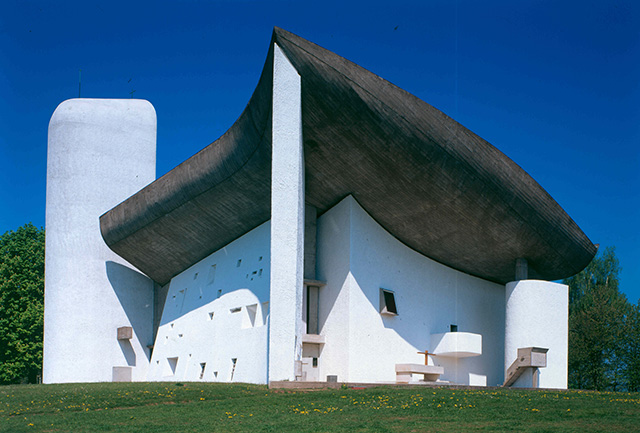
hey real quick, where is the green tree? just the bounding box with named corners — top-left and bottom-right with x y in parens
top-left (624, 300), bottom-right (640, 392)
top-left (0, 223), bottom-right (45, 384)
top-left (564, 247), bottom-right (629, 391)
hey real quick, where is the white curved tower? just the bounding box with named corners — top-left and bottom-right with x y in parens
top-left (505, 280), bottom-right (569, 389)
top-left (44, 99), bottom-right (156, 383)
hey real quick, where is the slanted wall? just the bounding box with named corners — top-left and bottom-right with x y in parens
top-left (147, 221), bottom-right (271, 384)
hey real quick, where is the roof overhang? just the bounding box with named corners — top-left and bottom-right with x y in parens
top-left (100, 27), bottom-right (596, 286)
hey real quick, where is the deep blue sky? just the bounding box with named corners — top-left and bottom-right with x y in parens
top-left (1, 1), bottom-right (638, 302)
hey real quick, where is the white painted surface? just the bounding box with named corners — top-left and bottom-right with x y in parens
top-left (268, 43), bottom-right (305, 382)
top-left (147, 222), bottom-right (271, 384)
top-left (44, 99), bottom-right (156, 383)
top-left (312, 198), bottom-right (352, 383)
top-left (469, 373), bottom-right (488, 386)
top-left (431, 332), bottom-right (482, 358)
top-left (316, 196), bottom-right (506, 385)
top-left (505, 280), bottom-right (568, 389)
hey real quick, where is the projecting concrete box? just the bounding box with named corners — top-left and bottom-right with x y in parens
top-left (430, 332), bottom-right (482, 358)
top-left (520, 347), bottom-right (548, 368)
top-left (117, 326), bottom-right (133, 340)
top-left (503, 347), bottom-right (549, 387)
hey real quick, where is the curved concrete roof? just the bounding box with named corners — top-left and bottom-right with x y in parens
top-left (100, 27), bottom-right (596, 286)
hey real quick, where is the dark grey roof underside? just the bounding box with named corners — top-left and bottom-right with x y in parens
top-left (100, 27), bottom-right (596, 286)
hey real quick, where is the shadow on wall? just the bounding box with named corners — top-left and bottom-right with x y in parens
top-left (356, 259), bottom-right (506, 384)
top-left (316, 197), bottom-right (506, 385)
top-left (106, 261), bottom-right (154, 362)
top-left (118, 339), bottom-right (136, 366)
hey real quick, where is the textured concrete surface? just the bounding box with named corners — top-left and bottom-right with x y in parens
top-left (44, 99), bottom-right (156, 383)
top-left (99, 28), bottom-right (595, 287)
top-left (268, 44), bottom-right (305, 382)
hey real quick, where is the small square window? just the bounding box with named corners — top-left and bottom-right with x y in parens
top-left (380, 288), bottom-right (398, 316)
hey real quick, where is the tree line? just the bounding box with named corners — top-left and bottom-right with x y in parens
top-left (0, 223), bottom-right (44, 384)
top-left (564, 247), bottom-right (640, 391)
top-left (0, 223), bottom-right (638, 388)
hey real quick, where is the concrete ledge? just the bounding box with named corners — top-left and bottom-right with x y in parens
top-left (395, 363), bottom-right (444, 383)
top-left (302, 333), bottom-right (325, 344)
top-left (395, 364), bottom-right (444, 375)
top-left (303, 279), bottom-right (326, 287)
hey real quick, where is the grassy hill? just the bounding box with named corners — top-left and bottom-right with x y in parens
top-left (1, 382), bottom-right (639, 432)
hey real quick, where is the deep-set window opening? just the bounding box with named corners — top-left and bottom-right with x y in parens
top-left (380, 288), bottom-right (398, 316)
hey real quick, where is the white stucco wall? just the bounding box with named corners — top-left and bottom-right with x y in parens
top-left (269, 43), bottom-right (305, 382)
top-left (316, 196), bottom-right (506, 385)
top-left (44, 99), bottom-right (156, 383)
top-left (313, 199), bottom-right (353, 383)
top-left (505, 280), bottom-right (568, 389)
top-left (147, 221), bottom-right (271, 384)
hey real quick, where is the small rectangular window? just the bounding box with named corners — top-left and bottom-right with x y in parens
top-left (208, 264), bottom-right (217, 285)
top-left (380, 288), bottom-right (398, 316)
top-left (230, 307), bottom-right (241, 313)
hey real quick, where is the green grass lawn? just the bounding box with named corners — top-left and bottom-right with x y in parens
top-left (1, 382), bottom-right (639, 432)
